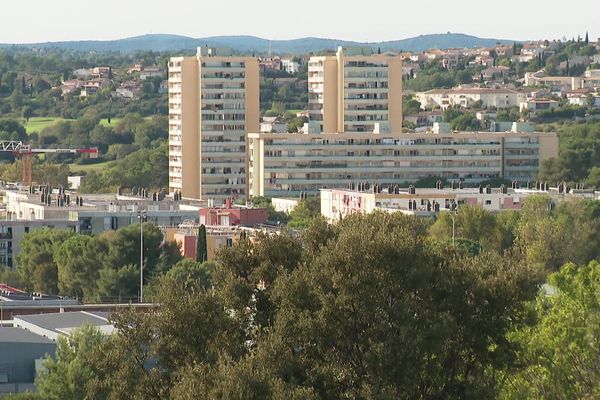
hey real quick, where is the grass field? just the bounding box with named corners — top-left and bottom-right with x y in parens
top-left (23, 116), bottom-right (152, 133)
top-left (68, 160), bottom-right (114, 174)
top-left (99, 118), bottom-right (123, 127)
top-left (24, 117), bottom-right (68, 134)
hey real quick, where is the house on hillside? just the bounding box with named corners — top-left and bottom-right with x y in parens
top-left (415, 87), bottom-right (526, 110)
top-left (91, 66), bottom-right (111, 79)
top-left (115, 81), bottom-right (143, 99)
top-left (281, 58), bottom-right (300, 74)
top-left (60, 79), bottom-right (85, 96)
top-left (260, 117), bottom-right (288, 133)
top-left (140, 66), bottom-right (165, 80)
top-left (519, 98), bottom-right (559, 113)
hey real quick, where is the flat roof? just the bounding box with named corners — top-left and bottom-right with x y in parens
top-left (15, 311), bottom-right (110, 332)
top-left (0, 327), bottom-right (55, 344)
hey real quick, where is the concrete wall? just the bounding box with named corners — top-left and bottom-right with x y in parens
top-left (0, 340), bottom-right (55, 384)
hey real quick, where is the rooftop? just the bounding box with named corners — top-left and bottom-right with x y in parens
top-left (14, 311), bottom-right (113, 336)
top-left (0, 327), bottom-right (55, 344)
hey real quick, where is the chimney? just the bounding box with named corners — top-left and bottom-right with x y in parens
top-left (225, 198), bottom-right (232, 209)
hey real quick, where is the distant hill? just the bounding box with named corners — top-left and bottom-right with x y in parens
top-left (0, 33), bottom-right (515, 54)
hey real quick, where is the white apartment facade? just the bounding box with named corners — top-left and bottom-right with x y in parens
top-left (415, 88), bottom-right (526, 110)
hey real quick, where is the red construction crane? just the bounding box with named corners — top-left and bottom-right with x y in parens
top-left (0, 141), bottom-right (99, 185)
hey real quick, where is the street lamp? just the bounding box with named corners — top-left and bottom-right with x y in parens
top-left (137, 209), bottom-right (147, 303)
top-left (450, 200), bottom-right (458, 246)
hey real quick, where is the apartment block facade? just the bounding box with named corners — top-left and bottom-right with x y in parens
top-left (168, 48), bottom-right (259, 200)
top-left (248, 131), bottom-right (558, 197)
top-left (308, 47), bottom-right (403, 133)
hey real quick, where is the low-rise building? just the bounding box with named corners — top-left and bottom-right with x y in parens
top-left (13, 311), bottom-right (114, 341)
top-left (0, 309), bottom-right (121, 395)
top-left (260, 117), bottom-right (288, 133)
top-left (281, 58), bottom-right (300, 74)
top-left (581, 69), bottom-right (600, 89)
top-left (519, 98), bottom-right (559, 113)
top-left (198, 199), bottom-right (268, 226)
top-left (0, 327), bottom-right (56, 394)
top-left (259, 57), bottom-right (282, 72)
top-left (139, 65), bottom-right (165, 80)
top-left (320, 185), bottom-right (599, 222)
top-left (0, 220), bottom-right (77, 268)
top-left (415, 88), bottom-right (526, 110)
top-left (0, 189), bottom-right (203, 266)
top-left (91, 66), bottom-right (111, 79)
top-left (169, 222), bottom-right (275, 261)
top-left (524, 71), bottom-right (575, 89)
top-left (476, 66), bottom-right (510, 81)
top-left (59, 79), bottom-right (85, 96)
top-left (270, 198), bottom-right (299, 213)
top-left (115, 81), bottom-right (143, 99)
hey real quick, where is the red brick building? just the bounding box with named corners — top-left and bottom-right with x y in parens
top-left (198, 200), bottom-right (268, 227)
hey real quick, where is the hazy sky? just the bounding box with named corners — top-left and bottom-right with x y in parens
top-left (1, 0), bottom-right (597, 43)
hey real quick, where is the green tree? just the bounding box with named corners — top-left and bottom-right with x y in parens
top-left (59, 212), bottom-right (543, 399)
top-left (288, 197), bottom-right (320, 228)
top-left (430, 205), bottom-right (499, 251)
top-left (500, 261), bottom-right (600, 399)
top-left (165, 258), bottom-right (214, 291)
top-left (86, 280), bottom-right (245, 400)
top-left (55, 235), bottom-right (106, 301)
top-left (95, 263), bottom-right (139, 302)
top-left (16, 228), bottom-right (74, 294)
top-left (21, 105), bottom-right (33, 123)
top-left (196, 224), bottom-right (207, 263)
top-left (515, 195), bottom-right (565, 271)
top-left (36, 325), bottom-right (105, 400)
top-left (264, 212), bottom-right (539, 398)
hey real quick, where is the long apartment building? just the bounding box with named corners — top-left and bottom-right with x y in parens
top-left (168, 48), bottom-right (259, 200)
top-left (307, 47), bottom-right (403, 133)
top-left (248, 130), bottom-right (558, 197)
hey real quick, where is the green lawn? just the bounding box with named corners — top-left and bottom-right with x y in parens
top-left (23, 116), bottom-right (153, 134)
top-left (99, 118), bottom-right (123, 127)
top-left (68, 160), bottom-right (114, 174)
top-left (24, 117), bottom-right (69, 134)
top-left (100, 116), bottom-right (153, 127)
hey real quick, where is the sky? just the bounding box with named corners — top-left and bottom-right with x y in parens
top-left (0, 0), bottom-right (597, 44)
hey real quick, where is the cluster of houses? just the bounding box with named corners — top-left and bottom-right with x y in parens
top-left (258, 56), bottom-right (302, 74)
top-left (405, 38), bottom-right (600, 126)
top-left (59, 64), bottom-right (167, 100)
top-left (412, 67), bottom-right (600, 120)
top-left (524, 68), bottom-right (600, 107)
top-left (403, 38), bottom-right (600, 77)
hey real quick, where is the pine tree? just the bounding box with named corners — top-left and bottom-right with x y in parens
top-left (196, 224), bottom-right (207, 263)
top-left (585, 31), bottom-right (589, 45)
